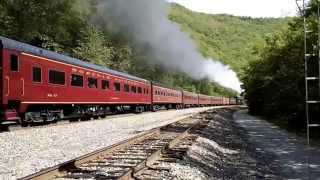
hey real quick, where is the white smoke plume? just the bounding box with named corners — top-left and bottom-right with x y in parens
top-left (94, 0), bottom-right (241, 92)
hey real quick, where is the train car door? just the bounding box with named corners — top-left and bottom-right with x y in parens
top-left (7, 53), bottom-right (23, 99)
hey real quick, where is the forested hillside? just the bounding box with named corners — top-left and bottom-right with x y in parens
top-left (0, 0), bottom-right (289, 96)
top-left (169, 4), bottom-right (291, 74)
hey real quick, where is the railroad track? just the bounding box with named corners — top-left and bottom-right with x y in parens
top-left (20, 114), bottom-right (210, 180)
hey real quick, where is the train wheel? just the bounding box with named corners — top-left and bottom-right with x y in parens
top-left (152, 105), bottom-right (158, 112)
top-left (53, 114), bottom-right (61, 123)
top-left (46, 112), bottom-right (56, 123)
top-left (20, 116), bottom-right (29, 127)
top-left (0, 125), bottom-right (9, 131)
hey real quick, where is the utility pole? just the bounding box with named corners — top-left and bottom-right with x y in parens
top-left (296, 0), bottom-right (320, 146)
top-left (296, 0), bottom-right (320, 178)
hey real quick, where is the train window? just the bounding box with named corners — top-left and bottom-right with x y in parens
top-left (71, 74), bottom-right (83, 87)
top-left (131, 86), bottom-right (137, 93)
top-left (124, 84), bottom-right (130, 92)
top-left (32, 67), bottom-right (42, 83)
top-left (138, 87), bottom-right (142, 94)
top-left (49, 70), bottom-right (65, 85)
top-left (146, 89), bottom-right (149, 94)
top-left (88, 77), bottom-right (97, 88)
top-left (10, 54), bottom-right (19, 71)
top-left (114, 82), bottom-right (121, 91)
top-left (102, 80), bottom-right (109, 90)
top-left (143, 88), bottom-right (146, 94)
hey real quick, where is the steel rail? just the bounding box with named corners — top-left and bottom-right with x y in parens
top-left (19, 115), bottom-right (197, 180)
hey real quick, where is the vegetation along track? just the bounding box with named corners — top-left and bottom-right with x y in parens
top-left (20, 113), bottom-right (210, 180)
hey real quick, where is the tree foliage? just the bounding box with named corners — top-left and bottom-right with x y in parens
top-left (0, 0), bottom-right (87, 52)
top-left (0, 0), bottom-right (288, 97)
top-left (73, 25), bottom-right (113, 66)
top-left (242, 0), bottom-right (320, 129)
top-left (169, 4), bottom-right (291, 75)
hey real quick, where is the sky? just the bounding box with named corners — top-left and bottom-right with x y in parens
top-left (167, 0), bottom-right (298, 18)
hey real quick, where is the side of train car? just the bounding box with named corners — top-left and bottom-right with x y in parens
top-left (0, 36), bottom-right (237, 125)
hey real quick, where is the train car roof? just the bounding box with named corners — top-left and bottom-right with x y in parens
top-left (151, 81), bottom-right (182, 92)
top-left (0, 36), bottom-right (149, 83)
top-left (182, 90), bottom-right (198, 96)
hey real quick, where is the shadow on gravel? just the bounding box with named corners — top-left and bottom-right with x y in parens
top-left (233, 110), bottom-right (320, 180)
top-left (165, 108), bottom-right (281, 179)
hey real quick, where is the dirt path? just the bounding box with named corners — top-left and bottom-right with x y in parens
top-left (233, 110), bottom-right (320, 180)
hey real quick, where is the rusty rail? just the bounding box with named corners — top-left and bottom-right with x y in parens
top-left (19, 115), bottom-right (204, 180)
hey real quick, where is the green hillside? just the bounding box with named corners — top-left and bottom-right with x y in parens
top-left (169, 4), bottom-right (291, 74)
top-left (0, 1), bottom-right (291, 96)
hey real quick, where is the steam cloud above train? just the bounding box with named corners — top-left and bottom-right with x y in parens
top-left (92, 0), bottom-right (242, 92)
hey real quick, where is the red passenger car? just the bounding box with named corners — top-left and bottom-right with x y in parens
top-left (222, 97), bottom-right (230, 105)
top-left (182, 91), bottom-right (198, 107)
top-left (229, 98), bottom-right (237, 105)
top-left (212, 96), bottom-right (224, 106)
top-left (152, 83), bottom-right (182, 110)
top-left (0, 37), bottom-right (151, 124)
top-left (198, 94), bottom-right (211, 106)
top-left (0, 36), bottom-right (237, 126)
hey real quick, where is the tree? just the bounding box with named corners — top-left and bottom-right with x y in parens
top-left (0, 1), bottom-right (242, 97)
top-left (0, 0), bottom-right (87, 52)
top-left (73, 25), bottom-right (113, 66)
top-left (241, 1), bottom-right (320, 129)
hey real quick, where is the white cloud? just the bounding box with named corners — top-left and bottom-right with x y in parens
top-left (167, 0), bottom-right (298, 17)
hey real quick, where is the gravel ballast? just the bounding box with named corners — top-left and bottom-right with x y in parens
top-left (156, 108), bottom-right (320, 179)
top-left (158, 108), bottom-right (279, 179)
top-left (0, 107), bottom-right (213, 179)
